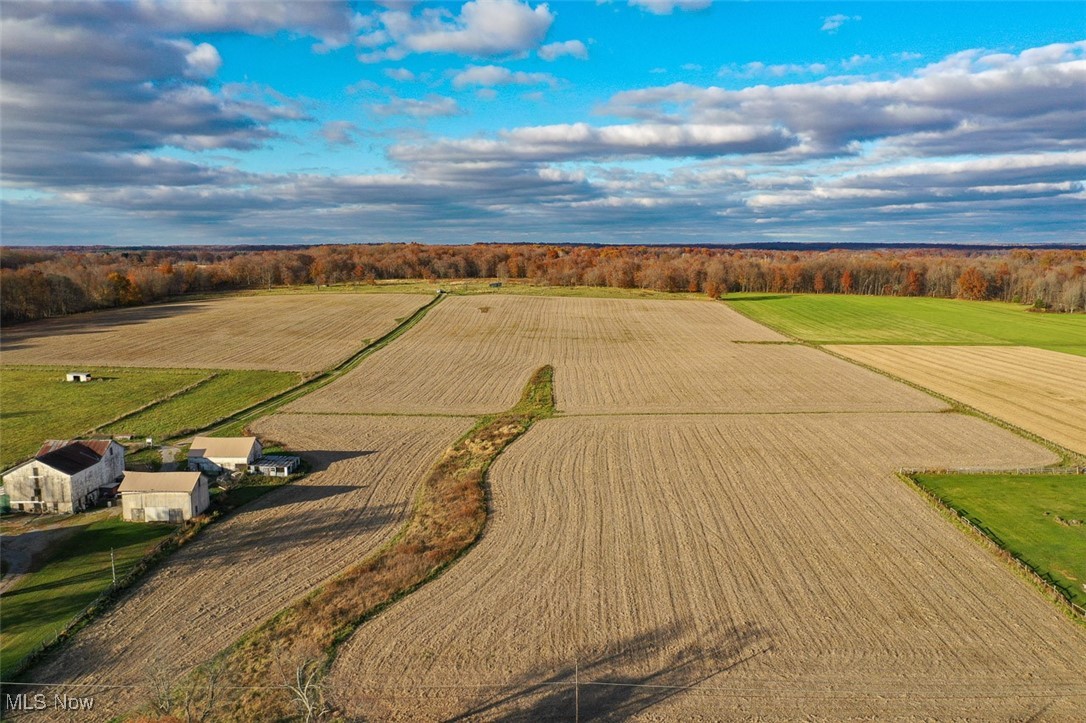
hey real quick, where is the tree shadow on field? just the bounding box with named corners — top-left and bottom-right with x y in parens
top-left (298, 449), bottom-right (378, 473)
top-left (348, 620), bottom-right (772, 721)
top-left (728, 294), bottom-right (791, 303)
top-left (0, 302), bottom-right (211, 349)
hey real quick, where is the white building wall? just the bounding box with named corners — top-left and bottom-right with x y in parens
top-left (2, 442), bottom-right (125, 514)
top-left (122, 477), bottom-right (209, 522)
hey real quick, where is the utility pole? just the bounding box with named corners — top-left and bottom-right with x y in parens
top-left (574, 656), bottom-right (579, 723)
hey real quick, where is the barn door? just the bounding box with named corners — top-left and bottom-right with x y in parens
top-left (168, 508), bottom-right (183, 524)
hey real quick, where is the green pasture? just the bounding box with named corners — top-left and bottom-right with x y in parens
top-left (915, 472), bottom-right (1086, 607)
top-left (724, 294), bottom-right (1086, 355)
top-left (0, 512), bottom-right (175, 675)
top-left (0, 367), bottom-right (210, 469)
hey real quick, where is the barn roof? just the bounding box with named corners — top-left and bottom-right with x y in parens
top-left (34, 440), bottom-right (114, 475)
top-left (188, 436), bottom-right (259, 460)
top-left (120, 471), bottom-right (202, 494)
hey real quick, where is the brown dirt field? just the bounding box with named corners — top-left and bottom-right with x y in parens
top-left (13, 414), bottom-right (472, 721)
top-left (328, 413), bottom-right (1086, 721)
top-left (0, 293), bottom-right (428, 372)
top-left (830, 345), bottom-right (1086, 456)
top-left (290, 296), bottom-right (943, 415)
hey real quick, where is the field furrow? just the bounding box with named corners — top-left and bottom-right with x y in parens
top-left (290, 296), bottom-right (943, 415)
top-left (830, 345), bottom-right (1086, 455)
top-left (328, 413), bottom-right (1084, 721)
top-left (0, 293), bottom-right (428, 372)
top-left (15, 415), bottom-right (471, 721)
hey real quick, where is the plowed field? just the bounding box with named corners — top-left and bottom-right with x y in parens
top-left (327, 413), bottom-right (1086, 721)
top-left (17, 415), bottom-right (471, 720)
top-left (831, 345), bottom-right (1086, 455)
top-left (0, 293), bottom-right (428, 372)
top-left (290, 296), bottom-right (943, 415)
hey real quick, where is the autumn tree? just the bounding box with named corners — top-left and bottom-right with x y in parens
top-left (957, 267), bottom-right (989, 301)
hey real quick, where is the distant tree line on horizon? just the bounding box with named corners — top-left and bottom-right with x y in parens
top-left (2, 244), bottom-right (1084, 324)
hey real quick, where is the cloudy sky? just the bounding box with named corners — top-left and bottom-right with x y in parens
top-left (2, 0), bottom-right (1083, 246)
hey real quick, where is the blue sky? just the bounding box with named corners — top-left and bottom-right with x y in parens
top-left (2, 1), bottom-right (1084, 245)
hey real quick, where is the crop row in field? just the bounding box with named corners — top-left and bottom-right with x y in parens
top-left (725, 293), bottom-right (1086, 354)
top-left (0, 293), bottom-right (429, 372)
top-left (831, 345), bottom-right (1086, 456)
top-left (329, 413), bottom-right (1082, 720)
top-left (290, 295), bottom-right (943, 415)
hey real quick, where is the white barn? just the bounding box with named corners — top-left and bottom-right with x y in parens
top-left (120, 471), bottom-right (210, 523)
top-left (188, 436), bottom-right (262, 474)
top-left (3, 439), bottom-right (125, 514)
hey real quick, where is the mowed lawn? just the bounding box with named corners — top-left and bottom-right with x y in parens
top-left (725, 294), bottom-right (1086, 355)
top-left (101, 369), bottom-right (300, 440)
top-left (0, 367), bottom-right (210, 469)
top-left (915, 473), bottom-right (1086, 606)
top-left (0, 512), bottom-right (175, 675)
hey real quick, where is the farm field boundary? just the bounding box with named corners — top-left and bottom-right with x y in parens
top-left (175, 292), bottom-right (445, 439)
top-left (0, 367), bottom-right (210, 470)
top-left (151, 366), bottom-right (556, 721)
top-left (829, 345), bottom-right (1086, 458)
top-left (900, 470), bottom-right (1086, 618)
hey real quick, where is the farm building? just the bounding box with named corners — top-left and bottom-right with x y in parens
top-left (252, 455), bottom-right (301, 477)
top-left (188, 436), bottom-right (262, 474)
top-left (120, 471), bottom-right (210, 523)
top-left (2, 439), bottom-right (125, 514)
top-left (65, 372), bottom-right (92, 382)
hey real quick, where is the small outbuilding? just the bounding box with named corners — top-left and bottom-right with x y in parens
top-left (119, 471), bottom-right (209, 523)
top-left (252, 455), bottom-right (301, 478)
top-left (188, 436), bottom-right (262, 474)
top-left (65, 372), bottom-right (92, 382)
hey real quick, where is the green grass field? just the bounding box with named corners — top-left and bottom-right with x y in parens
top-left (101, 370), bottom-right (300, 441)
top-left (914, 472), bottom-right (1086, 606)
top-left (0, 512), bottom-right (175, 675)
top-left (0, 367), bottom-right (211, 469)
top-left (724, 294), bottom-right (1086, 355)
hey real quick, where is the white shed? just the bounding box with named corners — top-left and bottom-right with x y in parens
top-left (119, 471), bottom-right (210, 523)
top-left (65, 372), bottom-right (93, 382)
top-left (188, 436), bottom-right (262, 474)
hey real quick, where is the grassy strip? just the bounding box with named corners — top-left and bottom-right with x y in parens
top-left (3, 470), bottom-right (305, 686)
top-left (0, 367), bottom-right (211, 469)
top-left (911, 472), bottom-right (1086, 608)
top-left (899, 472), bottom-right (1086, 623)
top-left (723, 293), bottom-right (1086, 354)
top-left (101, 370), bottom-right (300, 440)
top-left (202, 293), bottom-right (445, 438)
top-left (1, 514), bottom-right (178, 678)
top-left (160, 366), bottom-right (555, 722)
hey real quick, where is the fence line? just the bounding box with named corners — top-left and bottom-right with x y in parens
top-left (898, 471), bottom-right (1086, 619)
top-left (899, 466), bottom-right (1085, 476)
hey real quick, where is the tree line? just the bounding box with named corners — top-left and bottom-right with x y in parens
top-left (2, 244), bottom-right (1084, 324)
